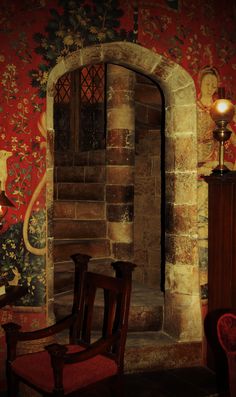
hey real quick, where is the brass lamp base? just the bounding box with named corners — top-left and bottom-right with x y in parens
top-left (212, 164), bottom-right (230, 175)
top-left (212, 123), bottom-right (231, 175)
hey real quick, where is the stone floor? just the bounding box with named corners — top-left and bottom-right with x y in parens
top-left (0, 366), bottom-right (227, 397)
top-left (123, 366), bottom-right (227, 397)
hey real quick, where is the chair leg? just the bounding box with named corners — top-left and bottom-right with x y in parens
top-left (7, 370), bottom-right (19, 397)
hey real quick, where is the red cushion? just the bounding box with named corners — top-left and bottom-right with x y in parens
top-left (12, 344), bottom-right (118, 394)
top-left (217, 313), bottom-right (236, 352)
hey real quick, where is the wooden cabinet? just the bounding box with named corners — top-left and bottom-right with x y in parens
top-left (205, 171), bottom-right (236, 312)
top-left (204, 171), bottom-right (236, 391)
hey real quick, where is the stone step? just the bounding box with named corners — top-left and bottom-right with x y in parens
top-left (54, 165), bottom-right (105, 183)
top-left (54, 240), bottom-right (111, 263)
top-left (54, 257), bottom-right (113, 294)
top-left (124, 332), bottom-right (202, 372)
top-left (54, 281), bottom-right (164, 332)
top-left (54, 183), bottom-right (105, 201)
top-left (55, 330), bottom-right (202, 373)
top-left (55, 150), bottom-right (105, 167)
top-left (53, 220), bottom-right (106, 239)
top-left (53, 201), bottom-right (105, 220)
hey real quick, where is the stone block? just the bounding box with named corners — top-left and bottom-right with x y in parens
top-left (107, 204), bottom-right (133, 222)
top-left (165, 135), bottom-right (197, 172)
top-left (53, 201), bottom-right (76, 219)
top-left (166, 65), bottom-right (193, 91)
top-left (134, 157), bottom-right (152, 177)
top-left (107, 63), bottom-right (135, 86)
top-left (54, 151), bottom-right (76, 166)
top-left (165, 137), bottom-right (175, 171)
top-left (53, 239), bottom-right (110, 262)
top-left (55, 166), bottom-right (84, 183)
top-left (142, 217), bottom-right (161, 248)
top-left (106, 148), bottom-right (135, 165)
top-left (54, 220), bottom-right (106, 239)
top-left (84, 166), bottom-right (106, 182)
top-left (46, 129), bottom-right (54, 169)
top-left (108, 222), bottom-right (133, 243)
top-left (102, 42), bottom-right (161, 75)
top-left (107, 107), bottom-right (135, 130)
top-left (143, 266), bottom-right (161, 289)
top-left (88, 150), bottom-right (106, 165)
top-left (169, 82), bottom-right (196, 107)
top-left (107, 89), bottom-right (135, 108)
top-left (136, 132), bottom-right (161, 156)
top-left (147, 249), bottom-right (161, 267)
top-left (107, 129), bottom-right (134, 149)
top-left (106, 166), bottom-right (134, 184)
top-left (153, 57), bottom-right (177, 81)
top-left (172, 105), bottom-right (197, 135)
top-left (106, 185), bottom-right (134, 203)
top-left (147, 106), bottom-right (162, 126)
top-left (164, 291), bottom-right (202, 341)
top-left (54, 261), bottom-right (74, 294)
top-left (135, 82), bottom-right (162, 105)
top-left (165, 172), bottom-right (197, 205)
top-left (165, 203), bottom-right (198, 235)
top-left (112, 242), bottom-right (134, 260)
top-left (134, 177), bottom-right (156, 196)
top-left (135, 103), bottom-right (148, 124)
top-left (64, 49), bottom-right (81, 71)
top-left (134, 248), bottom-right (148, 266)
top-left (134, 195), bottom-right (160, 215)
top-left (73, 151), bottom-right (89, 166)
top-left (76, 202), bottom-right (105, 220)
top-left (175, 135), bottom-right (197, 171)
top-left (165, 263), bottom-right (200, 295)
top-left (165, 234), bottom-right (198, 266)
top-left (47, 59), bottom-right (67, 95)
top-left (57, 183), bottom-right (105, 201)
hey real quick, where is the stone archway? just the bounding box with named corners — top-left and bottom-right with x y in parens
top-left (46, 42), bottom-right (202, 342)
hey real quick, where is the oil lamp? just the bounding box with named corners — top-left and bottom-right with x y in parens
top-left (210, 98), bottom-right (235, 174)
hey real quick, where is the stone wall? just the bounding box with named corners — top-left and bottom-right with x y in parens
top-left (134, 74), bottom-right (163, 288)
top-left (47, 42), bottom-right (202, 342)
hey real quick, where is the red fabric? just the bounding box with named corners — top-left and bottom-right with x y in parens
top-left (12, 344), bottom-right (118, 394)
top-left (217, 314), bottom-right (236, 397)
top-left (217, 313), bottom-right (236, 352)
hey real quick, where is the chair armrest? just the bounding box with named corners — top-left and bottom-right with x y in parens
top-left (17, 314), bottom-right (75, 341)
top-left (2, 314), bottom-right (75, 343)
top-left (46, 332), bottom-right (120, 365)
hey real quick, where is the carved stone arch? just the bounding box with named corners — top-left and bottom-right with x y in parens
top-left (46, 42), bottom-right (202, 342)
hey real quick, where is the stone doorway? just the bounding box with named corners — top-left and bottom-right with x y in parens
top-left (46, 42), bottom-right (202, 350)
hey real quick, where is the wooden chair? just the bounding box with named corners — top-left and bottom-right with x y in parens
top-left (217, 312), bottom-right (236, 397)
top-left (2, 253), bottom-right (136, 397)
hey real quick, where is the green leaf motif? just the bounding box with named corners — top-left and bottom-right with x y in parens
top-left (29, 0), bottom-right (133, 98)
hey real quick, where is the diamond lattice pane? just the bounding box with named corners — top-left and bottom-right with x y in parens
top-left (54, 74), bottom-right (71, 104)
top-left (80, 64), bottom-right (104, 104)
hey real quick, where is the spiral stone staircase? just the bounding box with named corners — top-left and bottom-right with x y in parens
top-left (53, 149), bottom-right (202, 373)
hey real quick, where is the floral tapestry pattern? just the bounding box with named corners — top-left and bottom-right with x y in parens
top-left (0, 0), bottom-right (235, 309)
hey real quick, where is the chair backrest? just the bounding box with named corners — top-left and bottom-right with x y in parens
top-left (217, 313), bottom-right (236, 352)
top-left (70, 253), bottom-right (136, 370)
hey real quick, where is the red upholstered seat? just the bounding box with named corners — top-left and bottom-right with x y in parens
top-left (12, 345), bottom-right (118, 394)
top-left (217, 313), bottom-right (236, 397)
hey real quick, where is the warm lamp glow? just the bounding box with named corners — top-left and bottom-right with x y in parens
top-left (210, 99), bottom-right (235, 123)
top-left (209, 98), bottom-right (235, 174)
